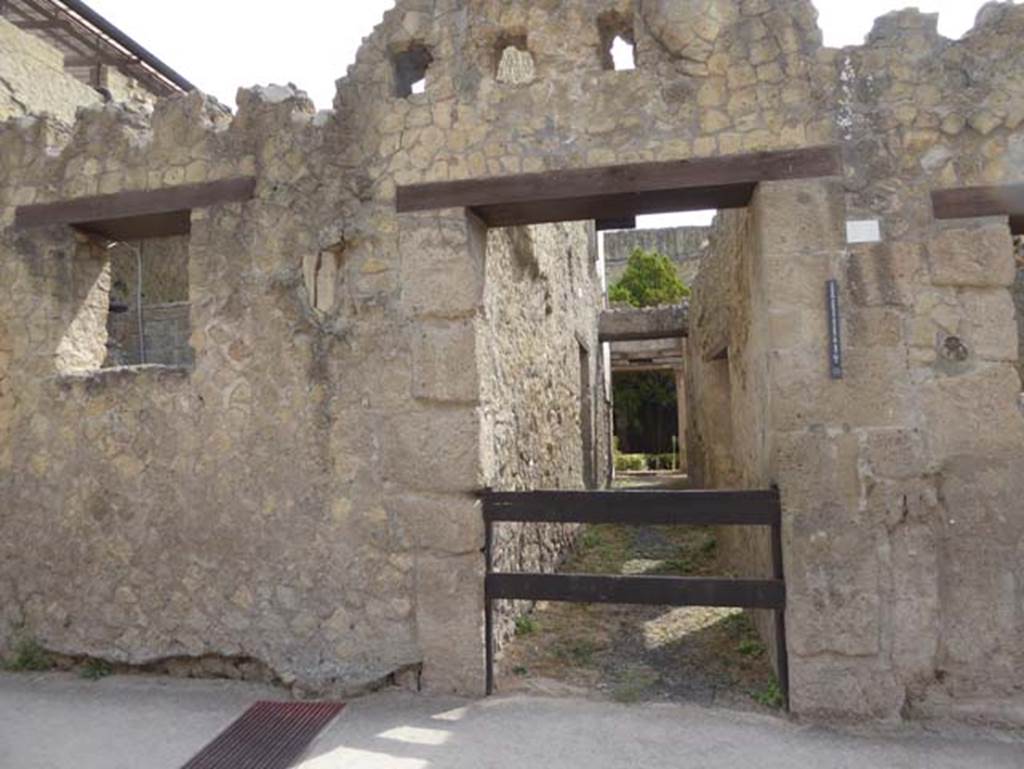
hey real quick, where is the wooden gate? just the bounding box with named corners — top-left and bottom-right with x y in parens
top-left (482, 489), bottom-right (788, 706)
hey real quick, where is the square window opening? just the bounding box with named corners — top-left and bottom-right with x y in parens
top-left (599, 13), bottom-right (636, 71)
top-left (393, 45), bottom-right (433, 98)
top-left (495, 33), bottom-right (535, 84)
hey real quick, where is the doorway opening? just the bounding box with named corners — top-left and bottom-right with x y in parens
top-left (397, 146), bottom-right (842, 710)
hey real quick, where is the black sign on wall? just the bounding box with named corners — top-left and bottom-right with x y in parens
top-left (826, 279), bottom-right (843, 379)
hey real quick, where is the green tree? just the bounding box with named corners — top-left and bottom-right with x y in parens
top-left (608, 247), bottom-right (690, 308)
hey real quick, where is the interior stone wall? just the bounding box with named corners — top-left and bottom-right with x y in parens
top-left (0, 15), bottom-right (101, 124)
top-left (478, 221), bottom-right (609, 646)
top-left (2, 0), bottom-right (1024, 721)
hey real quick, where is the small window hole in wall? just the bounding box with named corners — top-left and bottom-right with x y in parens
top-left (393, 44), bottom-right (432, 98)
top-left (599, 12), bottom-right (636, 71)
top-left (495, 33), bottom-right (535, 85)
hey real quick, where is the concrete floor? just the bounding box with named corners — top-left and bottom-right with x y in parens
top-left (1, 673), bottom-right (1022, 768)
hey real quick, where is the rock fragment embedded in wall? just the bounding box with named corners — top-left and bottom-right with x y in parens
top-left (304, 247), bottom-right (342, 315)
top-left (497, 45), bottom-right (535, 85)
top-left (1014, 236), bottom-right (1024, 384)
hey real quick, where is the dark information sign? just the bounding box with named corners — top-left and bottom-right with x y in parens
top-left (826, 279), bottom-right (843, 379)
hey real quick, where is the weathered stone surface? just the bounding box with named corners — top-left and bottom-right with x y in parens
top-left (2, 0), bottom-right (1024, 725)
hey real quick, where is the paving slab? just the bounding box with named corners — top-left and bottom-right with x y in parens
top-left (1, 672), bottom-right (1022, 769)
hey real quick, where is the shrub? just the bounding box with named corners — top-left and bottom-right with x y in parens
top-left (3, 637), bottom-right (53, 672)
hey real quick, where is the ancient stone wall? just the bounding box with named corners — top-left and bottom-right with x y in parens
top-left (0, 15), bottom-right (101, 123)
top-left (603, 225), bottom-right (708, 286)
top-left (2, 0), bottom-right (1024, 722)
top-left (478, 221), bottom-right (610, 643)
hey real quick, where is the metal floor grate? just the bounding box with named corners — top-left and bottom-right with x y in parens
top-left (181, 700), bottom-right (345, 769)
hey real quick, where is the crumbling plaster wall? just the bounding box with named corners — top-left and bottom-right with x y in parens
top-left (0, 15), bottom-right (101, 123)
top-left (1, 0), bottom-right (1023, 720)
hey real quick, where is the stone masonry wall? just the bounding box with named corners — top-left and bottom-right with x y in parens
top-left (0, 16), bottom-right (101, 123)
top-left (479, 221), bottom-right (609, 646)
top-left (2, 0), bottom-right (1024, 721)
top-left (603, 225), bottom-right (708, 286)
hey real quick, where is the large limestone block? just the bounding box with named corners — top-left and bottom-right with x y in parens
top-left (928, 223), bottom-right (1015, 288)
top-left (789, 657), bottom-right (904, 719)
top-left (386, 491), bottom-right (483, 555)
top-left (383, 407), bottom-right (481, 492)
top-left (414, 552), bottom-right (486, 695)
top-left (412, 319), bottom-right (480, 403)
top-left (754, 179), bottom-right (846, 259)
top-left (399, 211), bottom-right (486, 319)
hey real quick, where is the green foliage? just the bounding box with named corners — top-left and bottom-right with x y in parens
top-left (738, 638), bottom-right (766, 658)
top-left (3, 637), bottom-right (53, 672)
top-left (608, 247), bottom-right (690, 308)
top-left (614, 453), bottom-right (646, 472)
top-left (753, 676), bottom-right (785, 709)
top-left (514, 616), bottom-right (538, 636)
top-left (613, 370), bottom-right (678, 448)
top-left (80, 658), bottom-right (114, 681)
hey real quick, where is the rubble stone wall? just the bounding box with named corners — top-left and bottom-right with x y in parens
top-left (2, 0), bottom-right (1024, 721)
top-left (0, 16), bottom-right (101, 124)
top-left (479, 221), bottom-right (610, 644)
top-left (603, 225), bottom-right (708, 286)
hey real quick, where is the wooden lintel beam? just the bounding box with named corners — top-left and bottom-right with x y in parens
top-left (397, 145), bottom-right (842, 226)
top-left (932, 183), bottom-right (1024, 229)
top-left (14, 177), bottom-right (257, 238)
top-left (486, 573), bottom-right (786, 609)
top-left (599, 304), bottom-right (689, 342)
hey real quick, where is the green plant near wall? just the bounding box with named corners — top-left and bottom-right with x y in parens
top-left (608, 247), bottom-right (690, 309)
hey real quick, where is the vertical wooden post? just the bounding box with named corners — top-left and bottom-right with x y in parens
top-left (769, 489), bottom-right (789, 709)
top-left (484, 516), bottom-right (495, 696)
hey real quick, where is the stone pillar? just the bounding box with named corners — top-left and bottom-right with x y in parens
top-left (394, 208), bottom-right (487, 695)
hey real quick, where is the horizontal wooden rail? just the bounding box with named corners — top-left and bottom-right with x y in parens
top-left (486, 573), bottom-right (785, 609)
top-left (931, 183), bottom-right (1024, 235)
top-left (481, 489), bottom-right (780, 526)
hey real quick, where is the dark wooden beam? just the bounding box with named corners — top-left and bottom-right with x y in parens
top-left (599, 304), bottom-right (689, 342)
top-left (932, 183), bottom-right (1024, 233)
top-left (486, 573), bottom-right (786, 609)
top-left (14, 177), bottom-right (257, 239)
top-left (396, 145), bottom-right (842, 227)
top-left (481, 489), bottom-right (780, 527)
top-left (596, 216), bottom-right (636, 231)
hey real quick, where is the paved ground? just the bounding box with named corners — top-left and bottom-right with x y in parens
top-left (1, 673), bottom-right (1022, 768)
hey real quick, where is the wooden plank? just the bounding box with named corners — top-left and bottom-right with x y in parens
top-left (74, 211), bottom-right (191, 241)
top-left (14, 177), bottom-right (257, 235)
top-left (396, 145), bottom-right (842, 226)
top-left (486, 573), bottom-right (786, 609)
top-left (595, 216), bottom-right (636, 231)
top-left (472, 184), bottom-right (754, 227)
top-left (481, 489), bottom-right (780, 526)
top-left (931, 183), bottom-right (1024, 223)
top-left (599, 305), bottom-right (688, 342)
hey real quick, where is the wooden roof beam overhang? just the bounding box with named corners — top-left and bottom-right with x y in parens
top-left (599, 304), bottom-right (689, 343)
top-left (13, 177), bottom-right (257, 241)
top-left (931, 183), bottom-right (1024, 235)
top-left (396, 145), bottom-right (843, 227)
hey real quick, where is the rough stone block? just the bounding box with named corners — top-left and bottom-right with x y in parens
top-left (411, 320), bottom-right (480, 403)
top-left (399, 212), bottom-right (485, 319)
top-left (383, 407), bottom-right (481, 492)
top-left (754, 179), bottom-right (846, 257)
top-left (928, 224), bottom-right (1015, 288)
top-left (414, 552), bottom-right (486, 696)
top-left (385, 491), bottom-right (483, 555)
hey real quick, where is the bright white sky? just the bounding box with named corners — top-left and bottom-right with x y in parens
top-left (83, 0), bottom-right (1013, 228)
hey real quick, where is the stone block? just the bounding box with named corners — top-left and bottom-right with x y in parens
top-left (414, 552), bottom-right (486, 696)
top-left (399, 211), bottom-right (485, 319)
top-left (383, 407), bottom-right (481, 492)
top-left (385, 491), bottom-right (483, 555)
top-left (789, 657), bottom-right (904, 719)
top-left (928, 224), bottom-right (1015, 288)
top-left (411, 319), bottom-right (480, 403)
top-left (753, 179), bottom-right (846, 257)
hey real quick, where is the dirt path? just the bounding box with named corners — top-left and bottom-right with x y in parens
top-left (496, 474), bottom-right (782, 712)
